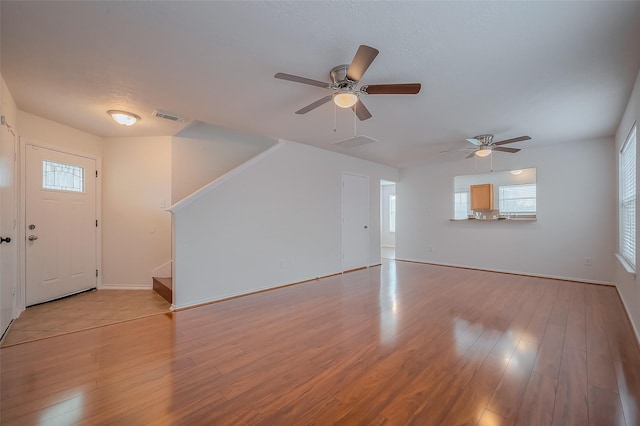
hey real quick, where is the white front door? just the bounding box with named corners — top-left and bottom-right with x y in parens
top-left (0, 119), bottom-right (17, 335)
top-left (25, 145), bottom-right (97, 306)
top-left (342, 172), bottom-right (369, 271)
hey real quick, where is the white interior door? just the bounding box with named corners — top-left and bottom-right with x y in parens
top-left (342, 172), bottom-right (369, 271)
top-left (25, 145), bottom-right (97, 306)
top-left (0, 119), bottom-right (17, 335)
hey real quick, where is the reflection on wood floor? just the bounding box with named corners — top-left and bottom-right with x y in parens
top-left (1, 260), bottom-right (639, 424)
top-left (0, 290), bottom-right (170, 347)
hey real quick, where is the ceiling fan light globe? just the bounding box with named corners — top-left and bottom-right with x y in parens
top-left (475, 148), bottom-right (492, 157)
top-left (333, 93), bottom-right (358, 108)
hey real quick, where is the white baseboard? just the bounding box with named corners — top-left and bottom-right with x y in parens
top-left (100, 283), bottom-right (153, 290)
top-left (614, 284), bottom-right (640, 347)
top-left (397, 258), bottom-right (615, 286)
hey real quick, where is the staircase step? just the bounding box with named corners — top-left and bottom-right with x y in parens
top-left (152, 277), bottom-right (172, 304)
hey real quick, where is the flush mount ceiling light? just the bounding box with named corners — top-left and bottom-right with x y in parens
top-left (511, 169), bottom-right (523, 175)
top-left (107, 110), bottom-right (141, 126)
top-left (475, 147), bottom-right (492, 157)
top-left (333, 92), bottom-right (358, 108)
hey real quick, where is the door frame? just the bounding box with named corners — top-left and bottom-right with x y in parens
top-left (18, 138), bottom-right (102, 313)
top-left (341, 171), bottom-right (370, 272)
top-left (0, 116), bottom-right (18, 334)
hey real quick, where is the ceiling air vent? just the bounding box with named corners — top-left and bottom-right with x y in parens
top-left (152, 110), bottom-right (187, 123)
top-left (332, 135), bottom-right (378, 148)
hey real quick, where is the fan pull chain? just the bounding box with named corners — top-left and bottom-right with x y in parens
top-left (333, 102), bottom-right (337, 132)
top-left (353, 103), bottom-right (357, 137)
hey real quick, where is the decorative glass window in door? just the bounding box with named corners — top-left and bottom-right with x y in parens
top-left (42, 160), bottom-right (84, 192)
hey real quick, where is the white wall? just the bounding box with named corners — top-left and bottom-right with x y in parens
top-left (380, 183), bottom-right (396, 247)
top-left (614, 69), bottom-right (640, 341)
top-left (1, 76), bottom-right (18, 126)
top-left (102, 137), bottom-right (172, 288)
top-left (18, 111), bottom-right (102, 157)
top-left (398, 138), bottom-right (615, 284)
top-left (172, 140), bottom-right (398, 308)
top-left (172, 122), bottom-right (275, 203)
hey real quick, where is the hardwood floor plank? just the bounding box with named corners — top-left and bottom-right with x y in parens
top-left (486, 337), bottom-right (539, 422)
top-left (551, 346), bottom-right (588, 426)
top-left (598, 286), bottom-right (640, 426)
top-left (478, 409), bottom-right (512, 426)
top-left (437, 353), bottom-right (510, 425)
top-left (588, 385), bottom-right (627, 426)
top-left (564, 283), bottom-right (586, 352)
top-left (585, 285), bottom-right (619, 393)
top-left (532, 322), bottom-right (566, 378)
top-left (1, 261), bottom-right (639, 424)
top-left (515, 371), bottom-right (558, 425)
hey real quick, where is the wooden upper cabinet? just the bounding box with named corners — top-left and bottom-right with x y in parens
top-left (470, 184), bottom-right (494, 210)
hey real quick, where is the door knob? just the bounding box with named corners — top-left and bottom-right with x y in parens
top-left (0, 237), bottom-right (10, 244)
top-left (28, 235), bottom-right (38, 241)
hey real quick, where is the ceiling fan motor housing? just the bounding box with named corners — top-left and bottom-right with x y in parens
top-left (330, 65), bottom-right (357, 91)
top-left (474, 134), bottom-right (494, 145)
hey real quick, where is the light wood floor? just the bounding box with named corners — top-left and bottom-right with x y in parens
top-left (0, 289), bottom-right (171, 347)
top-left (1, 261), bottom-right (639, 425)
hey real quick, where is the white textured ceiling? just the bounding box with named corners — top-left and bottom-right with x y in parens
top-left (2, 1), bottom-right (640, 168)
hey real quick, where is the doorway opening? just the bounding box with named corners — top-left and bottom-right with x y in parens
top-left (380, 180), bottom-right (396, 260)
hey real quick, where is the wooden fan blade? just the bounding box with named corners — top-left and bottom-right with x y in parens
top-left (493, 147), bottom-right (521, 153)
top-left (351, 99), bottom-right (372, 121)
top-left (346, 45), bottom-right (379, 82)
top-left (465, 151), bottom-right (478, 159)
top-left (274, 73), bottom-right (330, 88)
top-left (494, 136), bottom-right (531, 146)
top-left (466, 138), bottom-right (482, 146)
top-left (295, 95), bottom-right (333, 114)
top-left (362, 83), bottom-right (421, 95)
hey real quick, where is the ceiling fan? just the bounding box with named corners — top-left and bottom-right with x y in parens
top-left (274, 45), bottom-right (421, 121)
top-left (443, 134), bottom-right (532, 158)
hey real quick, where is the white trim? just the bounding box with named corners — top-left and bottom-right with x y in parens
top-left (19, 138), bottom-right (103, 308)
top-left (397, 258), bottom-right (615, 286)
top-left (151, 260), bottom-right (172, 278)
top-left (100, 283), bottom-right (152, 290)
top-left (615, 253), bottom-right (636, 275)
top-left (169, 140), bottom-right (286, 212)
top-left (614, 283), bottom-right (640, 346)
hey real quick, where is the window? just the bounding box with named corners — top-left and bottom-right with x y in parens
top-left (389, 194), bottom-right (396, 232)
top-left (43, 160), bottom-right (84, 192)
top-left (499, 184), bottom-right (536, 214)
top-left (454, 191), bottom-right (469, 219)
top-left (620, 124), bottom-right (637, 270)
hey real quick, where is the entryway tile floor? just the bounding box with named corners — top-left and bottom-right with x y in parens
top-left (0, 290), bottom-right (170, 347)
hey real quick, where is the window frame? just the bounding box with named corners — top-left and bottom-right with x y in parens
top-left (619, 123), bottom-right (637, 272)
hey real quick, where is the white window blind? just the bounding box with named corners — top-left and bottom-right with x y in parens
top-left (620, 124), bottom-right (637, 269)
top-left (454, 191), bottom-right (469, 219)
top-left (499, 184), bottom-right (536, 214)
